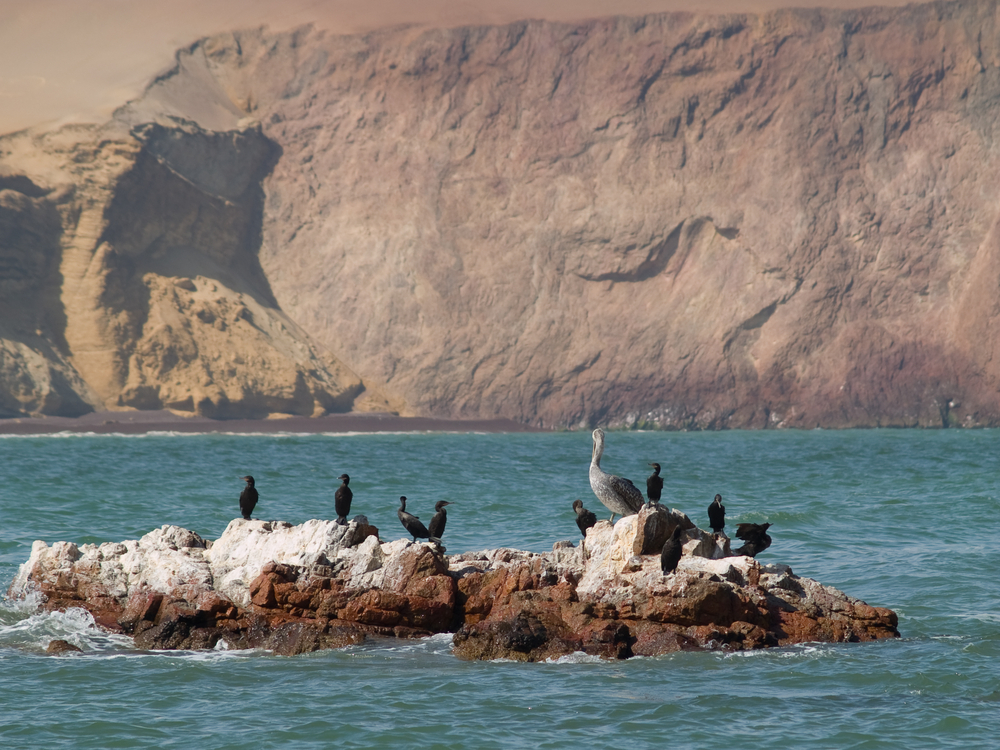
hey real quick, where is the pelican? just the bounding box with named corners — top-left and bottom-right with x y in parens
top-left (589, 428), bottom-right (644, 523)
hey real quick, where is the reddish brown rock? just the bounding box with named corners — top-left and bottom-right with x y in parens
top-left (46, 639), bottom-right (83, 655)
top-left (249, 576), bottom-right (277, 608)
top-left (117, 590), bottom-right (164, 634)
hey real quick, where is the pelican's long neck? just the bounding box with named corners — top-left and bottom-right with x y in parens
top-left (591, 431), bottom-right (604, 469)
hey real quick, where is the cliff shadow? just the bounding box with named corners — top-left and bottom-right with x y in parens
top-left (0, 177), bottom-right (94, 416)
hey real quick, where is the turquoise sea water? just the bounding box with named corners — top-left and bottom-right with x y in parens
top-left (1, 428), bottom-right (997, 749)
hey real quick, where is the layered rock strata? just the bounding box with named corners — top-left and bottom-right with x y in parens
top-left (7, 507), bottom-right (898, 659)
top-left (0, 120), bottom-right (384, 418)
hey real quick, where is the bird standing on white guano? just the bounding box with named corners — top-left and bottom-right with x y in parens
top-left (734, 522), bottom-right (772, 558)
top-left (708, 494), bottom-right (726, 533)
top-left (428, 501), bottom-right (450, 540)
top-left (589, 428), bottom-right (645, 523)
top-left (239, 476), bottom-right (258, 520)
top-left (660, 525), bottom-right (684, 575)
top-left (572, 499), bottom-right (597, 537)
top-left (334, 473), bottom-right (353, 526)
top-left (646, 463), bottom-right (663, 507)
top-left (397, 496), bottom-right (436, 543)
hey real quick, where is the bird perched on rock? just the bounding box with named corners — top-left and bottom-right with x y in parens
top-left (660, 525), bottom-right (684, 575)
top-left (646, 463), bottom-right (663, 508)
top-left (708, 494), bottom-right (726, 533)
top-left (397, 496), bottom-right (435, 543)
top-left (334, 473), bottom-right (353, 526)
top-left (239, 476), bottom-right (258, 520)
top-left (734, 522), bottom-right (772, 557)
top-left (572, 499), bottom-right (597, 538)
top-left (428, 501), bottom-right (450, 540)
top-left (589, 428), bottom-right (645, 523)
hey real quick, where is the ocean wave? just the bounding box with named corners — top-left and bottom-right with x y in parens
top-left (0, 605), bottom-right (133, 654)
top-left (0, 429), bottom-right (497, 440)
top-left (359, 632), bottom-right (455, 657)
top-left (543, 651), bottom-right (604, 664)
top-left (722, 642), bottom-right (845, 660)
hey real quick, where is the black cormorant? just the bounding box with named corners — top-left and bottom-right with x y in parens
top-left (646, 463), bottom-right (663, 508)
top-left (660, 525), bottom-right (684, 575)
top-left (397, 496), bottom-right (433, 542)
top-left (572, 499), bottom-right (597, 538)
top-left (428, 501), bottom-right (450, 540)
top-left (335, 474), bottom-right (353, 526)
top-left (589, 428), bottom-right (645, 523)
top-left (239, 476), bottom-right (258, 520)
top-left (708, 494), bottom-right (726, 533)
top-left (734, 522), bottom-right (772, 558)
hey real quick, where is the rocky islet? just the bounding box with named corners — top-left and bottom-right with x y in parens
top-left (8, 506), bottom-right (899, 660)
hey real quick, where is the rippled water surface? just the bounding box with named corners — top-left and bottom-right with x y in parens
top-left (1, 429), bottom-right (998, 748)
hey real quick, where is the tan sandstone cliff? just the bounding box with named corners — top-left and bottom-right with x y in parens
top-left (2, 0), bottom-right (1000, 427)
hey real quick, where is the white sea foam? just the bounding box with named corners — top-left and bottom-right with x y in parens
top-left (723, 642), bottom-right (841, 660)
top-left (0, 589), bottom-right (45, 618)
top-left (372, 632), bottom-right (455, 656)
top-left (543, 651), bottom-right (603, 664)
top-left (0, 605), bottom-right (133, 654)
top-left (0, 429), bottom-right (495, 440)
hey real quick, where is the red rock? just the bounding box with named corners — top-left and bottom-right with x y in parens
top-left (249, 573), bottom-right (280, 608)
top-left (403, 574), bottom-right (456, 610)
top-left (46, 639), bottom-right (83, 655)
top-left (272, 582), bottom-right (298, 604)
top-left (117, 590), bottom-right (164, 633)
top-left (284, 591), bottom-right (314, 610)
top-left (195, 592), bottom-right (233, 617)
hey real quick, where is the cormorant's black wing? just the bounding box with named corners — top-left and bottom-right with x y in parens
top-left (428, 510), bottom-right (447, 539)
top-left (735, 522), bottom-right (761, 542)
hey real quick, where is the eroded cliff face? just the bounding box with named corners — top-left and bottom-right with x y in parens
top-left (251, 1), bottom-right (1000, 428)
top-left (0, 117), bottom-right (369, 418)
top-left (2, 0), bottom-right (1000, 426)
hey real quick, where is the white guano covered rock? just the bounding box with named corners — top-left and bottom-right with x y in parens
top-left (9, 517), bottom-right (380, 609)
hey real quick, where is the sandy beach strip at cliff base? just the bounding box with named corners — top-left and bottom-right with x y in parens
top-left (0, 411), bottom-right (544, 436)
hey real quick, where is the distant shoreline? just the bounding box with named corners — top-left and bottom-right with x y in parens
top-left (0, 410), bottom-right (546, 436)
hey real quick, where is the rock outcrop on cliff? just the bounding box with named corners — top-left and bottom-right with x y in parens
top-left (0, 119), bottom-right (379, 418)
top-left (7, 507), bottom-right (899, 659)
top-left (3, 1), bottom-right (1000, 427)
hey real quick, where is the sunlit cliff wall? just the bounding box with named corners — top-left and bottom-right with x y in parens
top-left (2, 0), bottom-right (999, 427)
